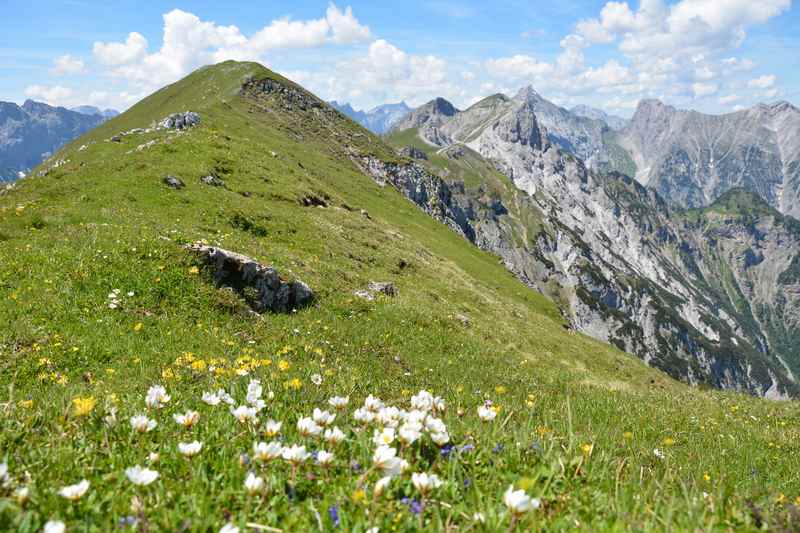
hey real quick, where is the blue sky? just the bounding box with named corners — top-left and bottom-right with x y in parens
top-left (2, 1), bottom-right (797, 116)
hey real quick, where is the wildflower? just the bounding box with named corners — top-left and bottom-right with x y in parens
top-left (282, 444), bottom-right (311, 465)
top-left (432, 396), bottom-right (446, 413)
top-left (278, 360), bottom-right (290, 371)
top-left (264, 419), bottom-right (283, 437)
top-left (253, 441), bottom-right (283, 462)
top-left (130, 415), bottom-right (157, 433)
top-left (14, 486), bottom-right (30, 505)
top-left (373, 427), bottom-right (396, 447)
top-left (173, 411), bottom-right (200, 428)
top-left (581, 443), bottom-right (594, 456)
top-left (125, 465), bottom-right (159, 486)
top-left (473, 513), bottom-right (486, 523)
top-left (477, 405), bottom-right (497, 422)
top-left (372, 445), bottom-right (402, 477)
top-left (313, 408), bottom-right (336, 427)
top-left (410, 390), bottom-right (434, 412)
top-left (328, 505), bottom-right (340, 527)
top-left (188, 266), bottom-right (199, 275)
top-left (71, 396), bottom-right (97, 417)
top-left (440, 444), bottom-right (455, 458)
top-left (377, 406), bottom-right (401, 427)
top-left (246, 379), bottom-right (263, 405)
top-left (364, 395), bottom-right (384, 412)
top-left (202, 392), bottom-right (222, 406)
top-left (59, 479), bottom-right (90, 501)
top-left (399, 423), bottom-right (422, 445)
top-left (145, 385), bottom-right (170, 409)
top-left (297, 417), bottom-right (323, 438)
top-left (328, 396), bottom-right (349, 410)
top-left (430, 431), bottom-right (450, 446)
top-left (104, 407), bottom-right (118, 427)
top-left (662, 437), bottom-right (676, 446)
top-left (324, 426), bottom-right (346, 445)
top-left (178, 441), bottom-right (203, 457)
top-left (148, 452), bottom-right (159, 463)
top-left (44, 521), bottom-right (66, 533)
top-left (317, 450), bottom-right (335, 467)
top-left (288, 377), bottom-right (302, 390)
top-left (504, 485), bottom-right (539, 514)
top-left (353, 407), bottom-right (375, 424)
top-left (374, 476), bottom-right (392, 497)
top-left (411, 472), bottom-right (443, 495)
top-left (219, 523), bottom-right (239, 533)
top-left (653, 448), bottom-right (665, 459)
top-left (244, 472), bottom-right (264, 495)
top-left (311, 373), bottom-right (323, 386)
top-left (230, 405), bottom-right (258, 424)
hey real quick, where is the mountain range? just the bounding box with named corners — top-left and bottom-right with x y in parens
top-left (329, 100), bottom-right (412, 134)
top-left (0, 100), bottom-right (117, 181)
top-left (385, 89), bottom-right (800, 398)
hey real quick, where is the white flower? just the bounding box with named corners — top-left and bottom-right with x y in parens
top-left (503, 485), bottom-right (539, 514)
top-left (372, 427), bottom-right (396, 447)
top-left (372, 445), bottom-right (402, 477)
top-left (246, 379), bottom-right (263, 405)
top-left (432, 397), bottom-right (446, 413)
top-left (324, 426), bottom-right (346, 445)
top-left (310, 373), bottom-right (323, 386)
top-left (244, 472), bottom-right (264, 495)
top-left (130, 415), bottom-right (157, 433)
top-left (412, 472), bottom-right (443, 494)
top-left (430, 431), bottom-right (450, 446)
top-left (58, 479), bottom-right (89, 501)
top-left (317, 450), bottom-right (334, 467)
top-left (44, 521), bottom-right (66, 533)
top-left (653, 448), bottom-right (665, 459)
top-left (148, 452), bottom-right (159, 463)
top-left (264, 419), bottom-right (283, 437)
top-left (364, 395), bottom-right (384, 412)
top-left (366, 528), bottom-right (379, 533)
top-left (473, 512), bottom-right (485, 523)
top-left (477, 406), bottom-right (497, 422)
top-left (312, 408), bottom-right (336, 427)
top-left (104, 407), bottom-right (118, 427)
top-left (374, 476), bottom-right (392, 497)
top-left (297, 417), bottom-right (323, 438)
top-left (127, 291), bottom-right (135, 297)
top-left (178, 441), bottom-right (203, 457)
top-left (125, 465), bottom-right (159, 486)
top-left (202, 392), bottom-right (222, 406)
top-left (14, 486), bottom-right (30, 504)
top-left (230, 405), bottom-right (258, 424)
top-left (410, 390), bottom-right (434, 412)
top-left (282, 444), bottom-right (310, 465)
top-left (399, 423), bottom-right (422, 445)
top-left (353, 407), bottom-right (375, 424)
top-left (0, 463), bottom-right (8, 482)
top-left (425, 417), bottom-right (447, 435)
top-left (173, 411), bottom-right (200, 428)
top-left (145, 385), bottom-right (170, 409)
top-left (219, 523), bottom-right (239, 533)
top-left (376, 406), bottom-right (401, 428)
top-left (253, 441), bottom-right (283, 462)
top-left (403, 409), bottom-right (427, 425)
top-left (328, 396), bottom-right (349, 410)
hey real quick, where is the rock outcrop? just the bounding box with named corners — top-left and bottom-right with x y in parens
top-left (186, 244), bottom-right (314, 313)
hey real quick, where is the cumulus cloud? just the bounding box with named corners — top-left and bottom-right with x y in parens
top-left (718, 94), bottom-right (740, 105)
top-left (24, 85), bottom-right (74, 106)
top-left (485, 55), bottom-right (553, 81)
top-left (748, 74), bottom-right (776, 89)
top-left (51, 55), bottom-right (87, 76)
top-left (92, 4), bottom-right (370, 89)
top-left (692, 82), bottom-right (718, 98)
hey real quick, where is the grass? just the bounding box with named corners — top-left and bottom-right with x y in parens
top-left (0, 61), bottom-right (799, 531)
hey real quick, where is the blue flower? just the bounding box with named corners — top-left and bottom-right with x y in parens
top-left (328, 504), bottom-right (340, 527)
top-left (493, 444), bottom-right (504, 454)
top-left (440, 443), bottom-right (455, 458)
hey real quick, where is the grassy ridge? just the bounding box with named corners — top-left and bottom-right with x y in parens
top-left (0, 62), bottom-right (799, 531)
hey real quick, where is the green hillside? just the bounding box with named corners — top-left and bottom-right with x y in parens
top-left (0, 62), bottom-right (798, 531)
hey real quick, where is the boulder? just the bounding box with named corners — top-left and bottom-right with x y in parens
top-left (368, 281), bottom-right (398, 297)
top-left (160, 111), bottom-right (200, 130)
top-left (200, 175), bottom-right (226, 187)
top-left (185, 244), bottom-right (314, 313)
top-left (163, 175), bottom-right (185, 189)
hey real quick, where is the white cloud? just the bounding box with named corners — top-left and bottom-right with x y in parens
top-left (24, 85), bottom-right (74, 106)
top-left (718, 94), bottom-right (740, 104)
top-left (722, 57), bottom-right (756, 72)
top-left (692, 82), bottom-right (718, 98)
top-left (51, 55), bottom-right (87, 76)
top-left (93, 5), bottom-right (370, 90)
top-left (748, 74), bottom-right (776, 89)
top-left (485, 55), bottom-right (553, 80)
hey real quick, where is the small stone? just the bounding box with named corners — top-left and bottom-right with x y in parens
top-left (163, 175), bottom-right (185, 189)
top-left (200, 175), bottom-right (226, 187)
top-left (368, 282), bottom-right (398, 297)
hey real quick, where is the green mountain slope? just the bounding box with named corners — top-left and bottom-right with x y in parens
top-left (1, 62), bottom-right (799, 531)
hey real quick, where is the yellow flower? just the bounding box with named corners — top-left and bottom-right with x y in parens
top-left (662, 437), bottom-right (676, 447)
top-left (71, 396), bottom-right (97, 417)
top-left (38, 357), bottom-right (53, 366)
top-left (289, 378), bottom-right (302, 390)
top-left (495, 385), bottom-right (507, 395)
top-left (703, 472), bottom-right (711, 482)
top-left (581, 443), bottom-right (594, 456)
top-left (188, 266), bottom-right (199, 275)
top-left (191, 360), bottom-right (207, 372)
top-left (278, 360), bottom-right (290, 371)
top-left (19, 399), bottom-right (33, 409)
top-left (351, 489), bottom-right (366, 503)
top-left (133, 323), bottom-right (143, 332)
top-left (55, 374), bottom-right (69, 386)
top-left (162, 368), bottom-right (176, 380)
top-left (105, 368), bottom-right (115, 375)
top-left (259, 359), bottom-right (272, 367)
top-left (623, 431), bottom-right (633, 440)
top-left (776, 493), bottom-right (786, 505)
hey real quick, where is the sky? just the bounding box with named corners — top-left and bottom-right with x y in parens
top-left (1, 0), bottom-right (798, 117)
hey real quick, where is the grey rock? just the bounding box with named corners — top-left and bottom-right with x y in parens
top-left (368, 282), bottom-right (398, 297)
top-left (570, 105), bottom-right (628, 131)
top-left (200, 175), bottom-right (226, 187)
top-left (163, 175), bottom-right (185, 189)
top-left (185, 244), bottom-right (314, 313)
top-left (399, 146), bottom-right (428, 160)
top-left (159, 111), bottom-right (200, 130)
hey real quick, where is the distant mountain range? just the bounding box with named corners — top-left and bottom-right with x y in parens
top-left (329, 101), bottom-right (412, 134)
top-left (0, 100), bottom-right (117, 181)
